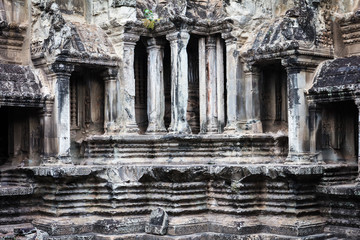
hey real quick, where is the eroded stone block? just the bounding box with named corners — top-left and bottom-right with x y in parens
top-left (145, 208), bottom-right (169, 235)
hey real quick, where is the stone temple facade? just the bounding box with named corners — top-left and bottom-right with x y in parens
top-left (1, 0), bottom-right (360, 239)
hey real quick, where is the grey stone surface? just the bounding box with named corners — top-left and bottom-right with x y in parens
top-left (1, 1), bottom-right (360, 240)
top-left (145, 208), bottom-right (169, 235)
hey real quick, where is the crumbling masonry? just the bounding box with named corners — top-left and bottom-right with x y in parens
top-left (1, 0), bottom-right (360, 239)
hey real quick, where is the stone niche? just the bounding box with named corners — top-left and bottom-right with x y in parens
top-left (69, 67), bottom-right (105, 160)
top-left (134, 38), bottom-right (149, 133)
top-left (318, 101), bottom-right (358, 163)
top-left (134, 34), bottom-right (203, 134)
top-left (0, 107), bottom-right (42, 167)
top-left (258, 61), bottom-right (288, 133)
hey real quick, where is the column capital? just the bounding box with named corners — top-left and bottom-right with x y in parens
top-left (243, 62), bottom-right (260, 74)
top-left (281, 57), bottom-right (319, 73)
top-left (146, 37), bottom-right (166, 47)
top-left (355, 97), bottom-right (360, 108)
top-left (221, 32), bottom-right (237, 44)
top-left (39, 99), bottom-right (54, 117)
top-left (308, 99), bottom-right (320, 111)
top-left (102, 67), bottom-right (118, 80)
top-left (123, 33), bottom-right (140, 44)
top-left (51, 62), bottom-right (74, 76)
top-left (166, 31), bottom-right (190, 43)
top-left (206, 36), bottom-right (216, 48)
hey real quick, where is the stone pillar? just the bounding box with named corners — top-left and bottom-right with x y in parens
top-left (199, 37), bottom-right (207, 133)
top-left (205, 36), bottom-right (218, 133)
top-left (355, 98), bottom-right (360, 182)
top-left (40, 100), bottom-right (54, 163)
top-left (282, 59), bottom-right (310, 162)
top-left (146, 38), bottom-right (166, 134)
top-left (122, 33), bottom-right (140, 133)
top-left (308, 100), bottom-right (321, 157)
top-left (244, 63), bottom-right (262, 133)
top-left (166, 31), bottom-right (191, 134)
top-left (103, 68), bottom-right (119, 134)
top-left (223, 35), bottom-right (241, 133)
top-left (216, 37), bottom-right (225, 132)
top-left (51, 63), bottom-right (74, 163)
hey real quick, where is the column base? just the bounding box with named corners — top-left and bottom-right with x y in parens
top-left (42, 156), bottom-right (73, 165)
top-left (243, 119), bottom-right (263, 133)
top-left (205, 123), bottom-right (219, 134)
top-left (124, 122), bottom-right (139, 134)
top-left (223, 124), bottom-right (237, 133)
top-left (105, 123), bottom-right (121, 134)
top-left (146, 123), bottom-right (167, 135)
top-left (168, 123), bottom-right (192, 134)
top-left (285, 152), bottom-right (320, 164)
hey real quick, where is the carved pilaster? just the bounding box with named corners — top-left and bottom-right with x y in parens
top-left (166, 31), bottom-right (191, 134)
top-left (308, 100), bottom-right (322, 163)
top-left (122, 33), bottom-right (140, 133)
top-left (39, 99), bottom-right (55, 164)
top-left (145, 38), bottom-right (167, 134)
top-left (103, 67), bottom-right (119, 134)
top-left (243, 62), bottom-right (262, 133)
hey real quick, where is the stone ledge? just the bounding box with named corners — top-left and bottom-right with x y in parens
top-left (24, 164), bottom-right (324, 179)
top-left (82, 134), bottom-right (288, 165)
top-left (317, 183), bottom-right (360, 196)
top-left (0, 186), bottom-right (33, 196)
top-left (32, 215), bottom-right (329, 239)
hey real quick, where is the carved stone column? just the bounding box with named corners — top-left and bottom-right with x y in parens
top-left (355, 98), bottom-right (360, 182)
top-left (40, 100), bottom-right (54, 163)
top-left (122, 33), bottom-right (140, 133)
top-left (216, 37), bottom-right (225, 132)
top-left (244, 63), bottom-right (262, 133)
top-left (282, 59), bottom-right (310, 162)
top-left (205, 36), bottom-right (219, 133)
top-left (308, 100), bottom-right (322, 158)
top-left (199, 37), bottom-right (207, 133)
top-left (51, 63), bottom-right (74, 163)
top-left (103, 68), bottom-right (119, 134)
top-left (166, 31), bottom-right (191, 134)
top-left (146, 38), bottom-right (166, 134)
top-left (223, 35), bottom-right (241, 133)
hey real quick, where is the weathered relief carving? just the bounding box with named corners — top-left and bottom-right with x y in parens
top-left (1, 1), bottom-right (360, 240)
